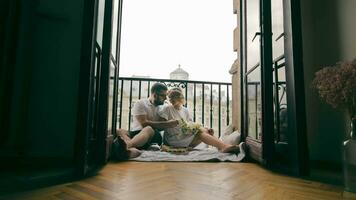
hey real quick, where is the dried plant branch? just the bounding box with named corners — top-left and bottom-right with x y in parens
top-left (312, 59), bottom-right (356, 120)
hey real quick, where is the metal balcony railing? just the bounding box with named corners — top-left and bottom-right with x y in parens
top-left (245, 54), bottom-right (287, 142)
top-left (111, 77), bottom-right (233, 138)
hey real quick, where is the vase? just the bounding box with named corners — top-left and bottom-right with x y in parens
top-left (343, 119), bottom-right (356, 193)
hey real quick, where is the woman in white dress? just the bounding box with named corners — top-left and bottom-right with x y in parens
top-left (158, 88), bottom-right (239, 153)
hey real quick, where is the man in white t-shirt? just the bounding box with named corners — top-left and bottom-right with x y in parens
top-left (113, 83), bottom-right (179, 160)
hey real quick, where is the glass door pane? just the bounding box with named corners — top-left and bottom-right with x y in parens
top-left (247, 71), bottom-right (262, 140)
top-left (111, 0), bottom-right (119, 61)
top-left (271, 0), bottom-right (284, 60)
top-left (107, 0), bottom-right (120, 134)
top-left (271, 0), bottom-right (289, 164)
top-left (246, 0), bottom-right (261, 72)
top-left (245, 0), bottom-right (262, 141)
top-left (92, 0), bottom-right (106, 137)
top-left (96, 0), bottom-right (106, 47)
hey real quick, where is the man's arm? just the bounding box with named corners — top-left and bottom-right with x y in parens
top-left (135, 115), bottom-right (179, 130)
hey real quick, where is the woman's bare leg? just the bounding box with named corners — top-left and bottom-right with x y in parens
top-left (189, 128), bottom-right (214, 148)
top-left (195, 130), bottom-right (239, 153)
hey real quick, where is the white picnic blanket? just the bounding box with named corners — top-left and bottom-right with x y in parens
top-left (130, 146), bottom-right (245, 162)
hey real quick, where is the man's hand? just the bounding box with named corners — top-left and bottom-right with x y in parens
top-left (167, 119), bottom-right (179, 128)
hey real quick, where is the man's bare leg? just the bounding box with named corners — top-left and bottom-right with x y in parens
top-left (126, 126), bottom-right (155, 148)
top-left (116, 129), bottom-right (131, 143)
top-left (116, 128), bottom-right (155, 148)
top-left (115, 129), bottom-right (142, 159)
top-left (127, 148), bottom-right (142, 158)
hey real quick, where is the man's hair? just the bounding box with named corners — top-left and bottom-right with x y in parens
top-left (150, 82), bottom-right (168, 94)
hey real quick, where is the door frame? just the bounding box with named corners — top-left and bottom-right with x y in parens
top-left (240, 0), bottom-right (309, 175)
top-left (75, 0), bottom-right (119, 176)
top-left (282, 0), bottom-right (309, 175)
top-left (240, 0), bottom-right (274, 164)
top-left (260, 0), bottom-right (275, 166)
top-left (75, 0), bottom-right (97, 176)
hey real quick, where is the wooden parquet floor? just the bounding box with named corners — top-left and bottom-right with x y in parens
top-left (1, 162), bottom-right (356, 200)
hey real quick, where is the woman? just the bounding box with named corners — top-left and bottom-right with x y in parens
top-left (158, 88), bottom-right (240, 153)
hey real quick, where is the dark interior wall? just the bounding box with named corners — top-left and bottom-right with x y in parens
top-left (5, 0), bottom-right (85, 159)
top-left (337, 0), bottom-right (356, 59)
top-left (300, 0), bottom-right (356, 164)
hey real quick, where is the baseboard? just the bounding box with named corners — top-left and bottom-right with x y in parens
top-left (343, 191), bottom-right (356, 199)
top-left (309, 160), bottom-right (343, 186)
top-left (310, 160), bottom-right (343, 171)
top-left (0, 167), bottom-right (76, 195)
top-left (0, 155), bottom-right (79, 195)
top-left (0, 156), bottom-right (74, 170)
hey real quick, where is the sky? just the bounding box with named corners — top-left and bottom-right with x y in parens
top-left (119, 0), bottom-right (237, 82)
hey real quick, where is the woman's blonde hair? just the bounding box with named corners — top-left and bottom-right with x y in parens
top-left (168, 88), bottom-right (185, 104)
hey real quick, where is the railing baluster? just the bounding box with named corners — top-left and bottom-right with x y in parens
top-left (114, 0), bottom-right (123, 131)
top-left (112, 63), bottom-right (119, 135)
top-left (226, 84), bottom-right (230, 126)
top-left (138, 80), bottom-right (142, 99)
top-left (218, 84), bottom-right (221, 138)
top-left (210, 84), bottom-right (213, 129)
top-left (255, 84), bottom-right (258, 139)
top-left (193, 83), bottom-right (196, 122)
top-left (128, 80), bottom-right (133, 131)
top-left (202, 83), bottom-right (205, 125)
top-left (119, 79), bottom-right (124, 128)
top-left (274, 61), bottom-right (281, 142)
top-left (147, 81), bottom-right (151, 98)
top-left (185, 82), bottom-right (188, 108)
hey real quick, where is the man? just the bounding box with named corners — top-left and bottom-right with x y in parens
top-left (112, 83), bottom-right (179, 160)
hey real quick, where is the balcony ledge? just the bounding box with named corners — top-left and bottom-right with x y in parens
top-left (229, 59), bottom-right (240, 75)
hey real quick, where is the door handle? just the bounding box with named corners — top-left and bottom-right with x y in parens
top-left (275, 32), bottom-right (285, 41)
top-left (252, 32), bottom-right (261, 42)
